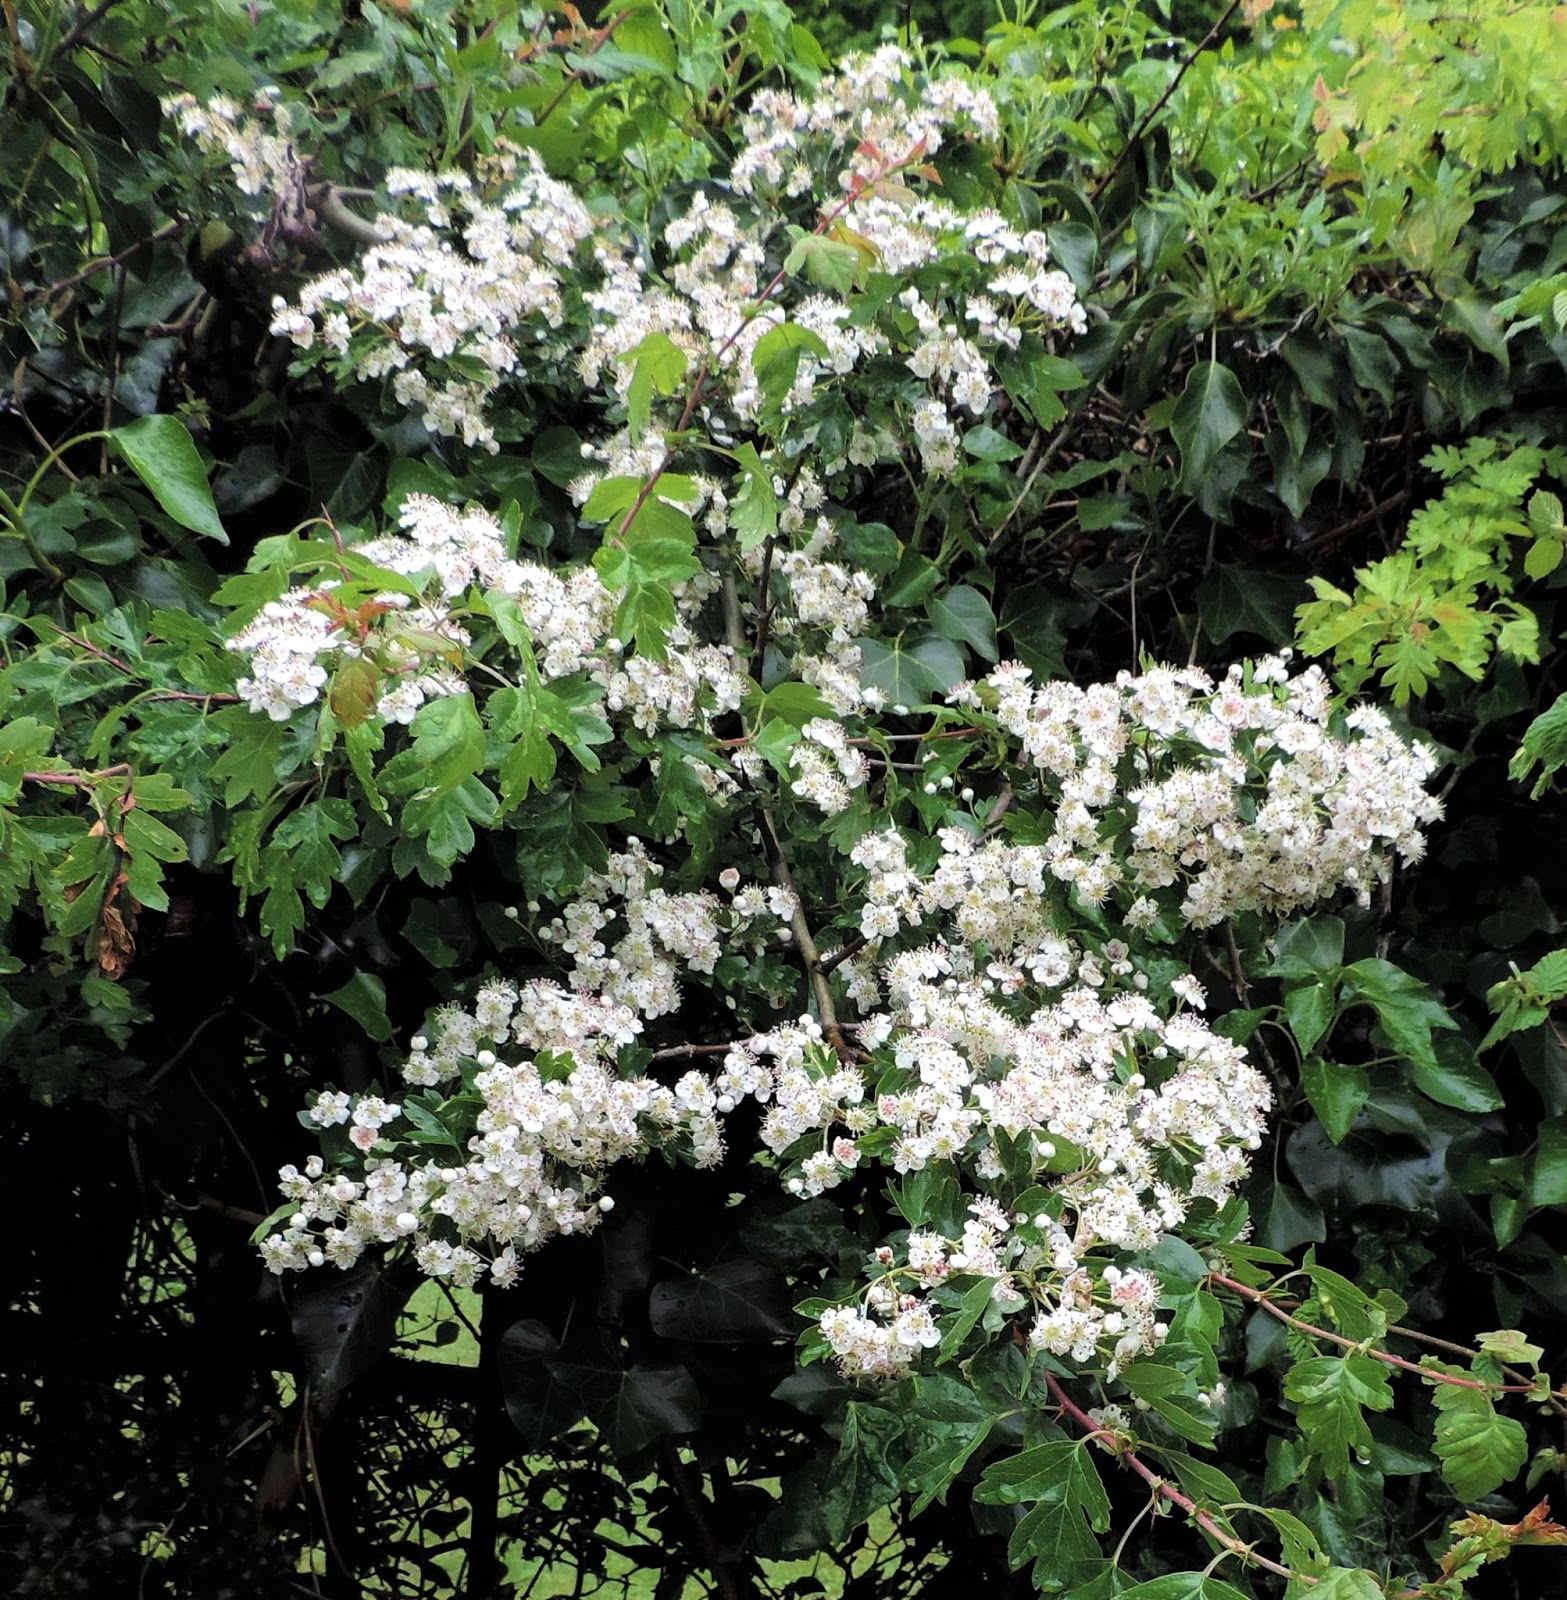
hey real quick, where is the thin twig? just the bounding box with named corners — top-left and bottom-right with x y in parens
top-left (1209, 1274), bottom-right (1545, 1396)
top-left (534, 9), bottom-right (635, 125)
top-left (1046, 1371), bottom-right (1424, 1596)
top-left (56, 0), bottom-right (127, 56)
top-left (29, 219), bottom-right (182, 305)
top-left (1090, 0), bottom-right (1246, 201)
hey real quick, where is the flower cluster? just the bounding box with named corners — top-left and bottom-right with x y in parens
top-left (947, 655), bottom-right (1442, 927)
top-left (270, 157), bottom-right (598, 451)
top-left (162, 91), bottom-right (301, 198)
top-left (210, 42), bottom-right (1084, 490)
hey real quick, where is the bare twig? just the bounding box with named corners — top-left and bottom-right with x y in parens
top-left (1090, 0), bottom-right (1246, 201)
top-left (56, 0), bottom-right (128, 57)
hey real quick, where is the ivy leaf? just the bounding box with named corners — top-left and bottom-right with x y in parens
top-left (1269, 916), bottom-right (1345, 979)
top-left (1301, 1058), bottom-right (1369, 1145)
top-left (1171, 361), bottom-right (1249, 490)
top-left (290, 1255), bottom-right (408, 1405)
top-left (1197, 565), bottom-right (1302, 647)
top-left (1342, 957), bottom-right (1457, 1079)
top-left (1411, 1034), bottom-right (1504, 1113)
top-left (499, 1320), bottom-right (584, 1450)
top-left (857, 637), bottom-right (948, 707)
top-left (110, 414), bottom-right (228, 542)
top-left (1254, 1181), bottom-right (1327, 1252)
top-left (928, 585), bottom-right (999, 660)
top-left (545, 1358), bottom-right (703, 1458)
top-left (647, 1259), bottom-right (793, 1342)
top-left (321, 970), bottom-right (393, 1042)
top-left (1286, 980), bottom-right (1336, 1057)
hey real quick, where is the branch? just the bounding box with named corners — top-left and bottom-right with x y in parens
top-left (309, 184), bottom-right (381, 247)
top-left (534, 9), bottom-right (636, 126)
top-left (1208, 1274), bottom-right (1545, 1397)
top-left (1045, 1371), bottom-right (1299, 1583)
top-left (29, 219), bottom-right (182, 305)
top-left (1046, 1371), bottom-right (1422, 1596)
top-left (1090, 0), bottom-right (1245, 201)
top-left (57, 0), bottom-right (128, 57)
top-left (23, 762), bottom-right (132, 788)
top-left (754, 808), bottom-right (856, 1064)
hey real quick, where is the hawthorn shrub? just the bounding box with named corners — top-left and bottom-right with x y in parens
top-left (7, 4), bottom-right (1567, 1598)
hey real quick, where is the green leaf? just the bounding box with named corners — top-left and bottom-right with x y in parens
top-left (1511, 693), bottom-right (1567, 798)
top-left (928, 586), bottom-right (999, 660)
top-left (1197, 566), bottom-right (1302, 647)
top-left (1171, 361), bottom-right (1248, 490)
top-left (380, 694), bottom-right (485, 798)
top-left (1427, 1364), bottom-right (1528, 1500)
top-left (1115, 1577), bottom-right (1251, 1600)
top-left (647, 1259), bottom-right (792, 1341)
top-left (1301, 1058), bottom-right (1369, 1145)
top-left (624, 332), bottom-right (687, 444)
top-left (321, 970), bottom-right (393, 1042)
top-left (975, 1439), bottom-right (1110, 1576)
top-left (1286, 980), bottom-right (1337, 1057)
top-left (1307, 1571), bottom-right (1386, 1600)
top-left (110, 414), bottom-right (228, 542)
top-left (1284, 1354), bottom-right (1394, 1477)
top-left (822, 1402), bottom-right (905, 1542)
top-left (731, 442), bottom-right (777, 553)
top-left (752, 322), bottom-right (830, 413)
top-left (784, 233), bottom-right (863, 294)
top-left (937, 1275), bottom-right (997, 1363)
top-left (1412, 1034), bottom-right (1504, 1113)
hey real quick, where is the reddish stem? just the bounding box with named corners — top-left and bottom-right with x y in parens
top-left (1208, 1274), bottom-right (1540, 1395)
top-left (1045, 1371), bottom-right (1422, 1597)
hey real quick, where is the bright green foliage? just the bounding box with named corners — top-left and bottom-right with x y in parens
top-left (1426, 1364), bottom-right (1531, 1502)
top-left (1284, 1355), bottom-right (1395, 1478)
top-left (1297, 440), bottom-right (1562, 703)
